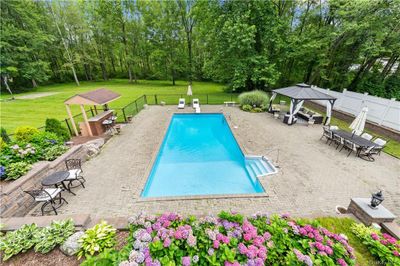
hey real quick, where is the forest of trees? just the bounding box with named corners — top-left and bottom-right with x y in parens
top-left (1, 0), bottom-right (399, 98)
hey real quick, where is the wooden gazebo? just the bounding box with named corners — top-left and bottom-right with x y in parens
top-left (64, 89), bottom-right (120, 136)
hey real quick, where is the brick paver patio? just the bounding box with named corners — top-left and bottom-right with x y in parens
top-left (31, 106), bottom-right (400, 220)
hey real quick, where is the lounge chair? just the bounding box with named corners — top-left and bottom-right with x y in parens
top-left (192, 98), bottom-right (200, 109)
top-left (178, 98), bottom-right (185, 109)
top-left (360, 132), bottom-right (373, 141)
top-left (373, 138), bottom-right (387, 147)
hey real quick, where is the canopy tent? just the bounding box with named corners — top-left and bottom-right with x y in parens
top-left (268, 83), bottom-right (337, 125)
top-left (64, 88), bottom-right (121, 136)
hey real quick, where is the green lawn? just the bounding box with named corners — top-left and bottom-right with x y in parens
top-left (0, 79), bottom-right (231, 133)
top-left (314, 217), bottom-right (379, 266)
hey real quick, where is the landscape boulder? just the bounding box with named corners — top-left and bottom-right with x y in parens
top-left (60, 231), bottom-right (85, 256)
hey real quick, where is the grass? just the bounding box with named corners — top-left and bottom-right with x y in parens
top-left (314, 217), bottom-right (378, 265)
top-left (0, 79), bottom-right (233, 133)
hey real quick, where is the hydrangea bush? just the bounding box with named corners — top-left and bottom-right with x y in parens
top-left (351, 223), bottom-right (400, 265)
top-left (119, 212), bottom-right (355, 266)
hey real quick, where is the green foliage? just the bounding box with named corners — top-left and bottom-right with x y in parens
top-left (45, 118), bottom-right (69, 141)
top-left (351, 223), bottom-right (400, 265)
top-left (42, 145), bottom-right (69, 161)
top-left (218, 211), bottom-right (244, 224)
top-left (1, 127), bottom-right (11, 143)
top-left (30, 131), bottom-right (62, 148)
top-left (78, 221), bottom-right (117, 259)
top-left (0, 224), bottom-right (38, 261)
top-left (241, 104), bottom-right (252, 112)
top-left (14, 126), bottom-right (39, 142)
top-left (5, 162), bottom-right (32, 180)
top-left (34, 219), bottom-right (75, 254)
top-left (238, 90), bottom-right (269, 108)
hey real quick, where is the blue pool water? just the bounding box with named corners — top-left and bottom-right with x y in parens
top-left (141, 114), bottom-right (266, 197)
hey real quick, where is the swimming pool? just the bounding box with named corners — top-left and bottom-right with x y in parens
top-left (141, 113), bottom-right (275, 198)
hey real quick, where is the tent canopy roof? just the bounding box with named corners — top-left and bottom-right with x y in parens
top-left (64, 89), bottom-right (121, 105)
top-left (272, 83), bottom-right (336, 101)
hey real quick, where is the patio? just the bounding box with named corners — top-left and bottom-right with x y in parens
top-left (30, 105), bottom-right (400, 220)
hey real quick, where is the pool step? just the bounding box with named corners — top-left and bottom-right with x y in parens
top-left (245, 157), bottom-right (276, 178)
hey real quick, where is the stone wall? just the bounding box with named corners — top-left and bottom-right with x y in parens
top-left (0, 145), bottom-right (88, 218)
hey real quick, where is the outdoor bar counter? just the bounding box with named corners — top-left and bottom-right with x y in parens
top-left (79, 110), bottom-right (114, 136)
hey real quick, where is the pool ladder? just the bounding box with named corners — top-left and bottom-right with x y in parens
top-left (263, 148), bottom-right (280, 168)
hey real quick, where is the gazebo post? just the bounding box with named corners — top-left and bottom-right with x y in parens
top-left (65, 104), bottom-right (79, 136)
top-left (80, 104), bottom-right (93, 136)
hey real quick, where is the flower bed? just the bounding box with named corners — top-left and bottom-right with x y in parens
top-left (351, 223), bottom-right (400, 265)
top-left (108, 212), bottom-right (355, 266)
top-left (0, 126), bottom-right (69, 181)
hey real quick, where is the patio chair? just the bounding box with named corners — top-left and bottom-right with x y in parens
top-left (178, 98), bottom-right (185, 109)
top-left (65, 159), bottom-right (86, 190)
top-left (330, 133), bottom-right (344, 150)
top-left (360, 132), bottom-right (373, 141)
top-left (329, 125), bottom-right (339, 130)
top-left (24, 188), bottom-right (67, 215)
top-left (359, 145), bottom-right (384, 162)
top-left (339, 139), bottom-right (359, 157)
top-left (320, 126), bottom-right (333, 144)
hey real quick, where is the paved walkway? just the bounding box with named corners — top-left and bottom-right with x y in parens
top-left (33, 106), bottom-right (400, 220)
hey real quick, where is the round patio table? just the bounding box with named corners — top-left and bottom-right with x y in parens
top-left (41, 171), bottom-right (76, 195)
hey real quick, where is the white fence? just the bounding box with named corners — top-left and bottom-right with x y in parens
top-left (310, 86), bottom-right (400, 132)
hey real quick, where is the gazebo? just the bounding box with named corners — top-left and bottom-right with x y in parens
top-left (268, 83), bottom-right (336, 125)
top-left (64, 89), bottom-right (121, 136)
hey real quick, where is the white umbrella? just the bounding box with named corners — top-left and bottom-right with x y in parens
top-left (187, 85), bottom-right (192, 96)
top-left (350, 106), bottom-right (368, 136)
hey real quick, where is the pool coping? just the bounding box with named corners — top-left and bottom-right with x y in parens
top-left (136, 110), bottom-right (276, 202)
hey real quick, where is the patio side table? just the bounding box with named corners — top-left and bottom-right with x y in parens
top-left (42, 171), bottom-right (76, 195)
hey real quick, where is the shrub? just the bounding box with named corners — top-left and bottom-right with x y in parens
top-left (42, 145), bottom-right (69, 161)
top-left (238, 90), bottom-right (269, 108)
top-left (14, 126), bottom-right (39, 142)
top-left (1, 127), bottom-right (11, 143)
top-left (0, 223), bottom-right (38, 261)
top-left (351, 223), bottom-right (400, 264)
top-left (251, 107), bottom-right (263, 113)
top-left (78, 221), bottom-right (117, 259)
top-left (5, 161), bottom-right (32, 180)
top-left (241, 104), bottom-right (252, 112)
top-left (34, 219), bottom-right (75, 254)
top-left (30, 131), bottom-right (62, 149)
top-left (8, 143), bottom-right (39, 164)
top-left (45, 118), bottom-right (70, 141)
top-left (119, 212), bottom-right (355, 265)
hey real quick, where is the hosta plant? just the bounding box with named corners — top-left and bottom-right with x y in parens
top-left (351, 223), bottom-right (400, 265)
top-left (0, 224), bottom-right (38, 261)
top-left (78, 221), bottom-right (117, 259)
top-left (34, 219), bottom-right (75, 253)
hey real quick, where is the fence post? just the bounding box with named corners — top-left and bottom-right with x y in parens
top-left (207, 94), bottom-right (209, 104)
top-left (135, 101), bottom-right (139, 113)
top-left (144, 95), bottom-right (147, 104)
top-left (122, 108), bottom-right (127, 122)
top-left (90, 107), bottom-right (94, 117)
top-left (155, 95), bottom-right (158, 105)
top-left (64, 119), bottom-right (73, 136)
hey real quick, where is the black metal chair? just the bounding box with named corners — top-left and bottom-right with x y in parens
top-left (330, 133), bottom-right (343, 150)
top-left (25, 188), bottom-right (67, 215)
top-left (320, 126), bottom-right (333, 144)
top-left (359, 146), bottom-right (384, 161)
top-left (339, 139), bottom-right (359, 157)
top-left (65, 159), bottom-right (85, 190)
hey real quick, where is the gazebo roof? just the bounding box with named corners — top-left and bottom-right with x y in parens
top-left (64, 89), bottom-right (121, 105)
top-left (272, 83), bottom-right (336, 101)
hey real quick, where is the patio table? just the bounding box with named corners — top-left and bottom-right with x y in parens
top-left (41, 171), bottom-right (76, 195)
top-left (331, 129), bottom-right (377, 156)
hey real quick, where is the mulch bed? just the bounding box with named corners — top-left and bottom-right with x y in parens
top-left (1, 231), bottom-right (130, 266)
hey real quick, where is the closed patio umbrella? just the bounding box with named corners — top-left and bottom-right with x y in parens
top-left (350, 106), bottom-right (368, 136)
top-left (187, 85), bottom-right (193, 96)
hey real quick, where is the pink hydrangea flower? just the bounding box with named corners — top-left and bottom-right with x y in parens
top-left (371, 233), bottom-right (379, 240)
top-left (213, 240), bottom-right (220, 249)
top-left (393, 250), bottom-right (399, 257)
top-left (263, 232), bottom-right (271, 241)
top-left (163, 238), bottom-right (171, 247)
top-left (238, 243), bottom-right (247, 254)
top-left (182, 256), bottom-right (191, 266)
top-left (337, 258), bottom-right (348, 266)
